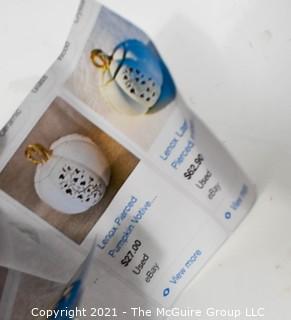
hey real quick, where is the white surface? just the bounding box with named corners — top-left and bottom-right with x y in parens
top-left (0, 0), bottom-right (290, 319)
top-left (0, 270), bottom-right (21, 320)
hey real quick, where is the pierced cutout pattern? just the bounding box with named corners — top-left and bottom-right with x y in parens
top-left (58, 163), bottom-right (106, 206)
top-left (118, 65), bottom-right (160, 107)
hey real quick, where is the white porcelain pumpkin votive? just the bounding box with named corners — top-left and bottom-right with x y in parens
top-left (25, 134), bottom-right (110, 214)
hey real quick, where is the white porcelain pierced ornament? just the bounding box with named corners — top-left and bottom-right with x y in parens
top-left (91, 40), bottom-right (163, 115)
top-left (25, 134), bottom-right (110, 214)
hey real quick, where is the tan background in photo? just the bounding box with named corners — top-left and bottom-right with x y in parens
top-left (0, 97), bottom-right (139, 244)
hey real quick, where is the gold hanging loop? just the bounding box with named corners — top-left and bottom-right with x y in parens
top-left (90, 49), bottom-right (111, 70)
top-left (25, 144), bottom-right (52, 165)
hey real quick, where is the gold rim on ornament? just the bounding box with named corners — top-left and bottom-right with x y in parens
top-left (25, 143), bottom-right (53, 165)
